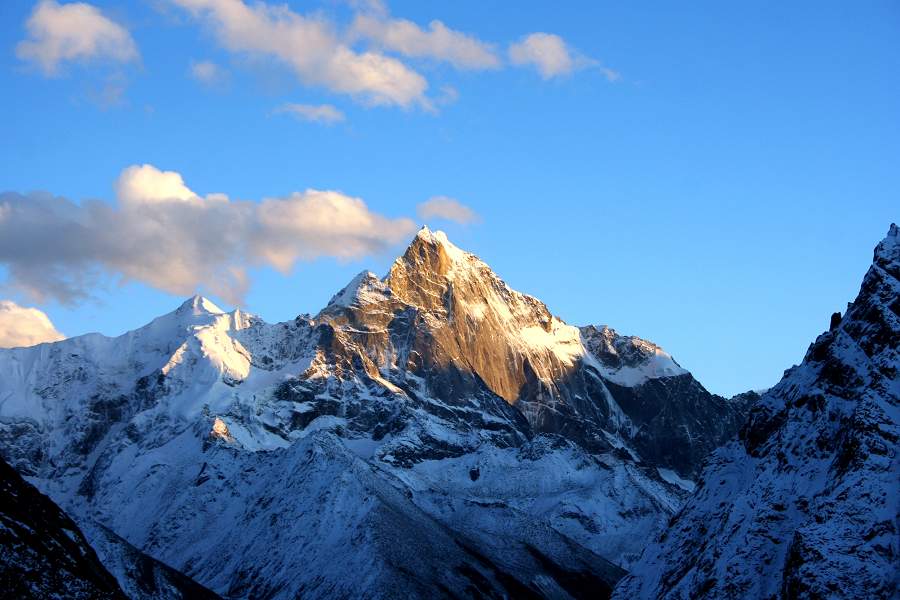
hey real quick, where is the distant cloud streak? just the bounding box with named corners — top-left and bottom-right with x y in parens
top-left (0, 165), bottom-right (416, 305)
top-left (350, 15), bottom-right (501, 70)
top-left (417, 196), bottom-right (480, 225)
top-left (190, 59), bottom-right (229, 85)
top-left (274, 103), bottom-right (346, 124)
top-left (0, 301), bottom-right (65, 348)
top-left (16, 0), bottom-right (139, 76)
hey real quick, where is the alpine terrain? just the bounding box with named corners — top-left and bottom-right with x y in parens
top-left (615, 224), bottom-right (900, 599)
top-left (0, 228), bottom-right (753, 598)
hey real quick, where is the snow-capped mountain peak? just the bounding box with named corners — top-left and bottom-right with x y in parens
top-left (324, 270), bottom-right (388, 309)
top-left (178, 294), bottom-right (226, 316)
top-left (388, 225), bottom-right (475, 284)
top-left (309, 230), bottom-right (744, 480)
top-left (875, 222), bottom-right (899, 270)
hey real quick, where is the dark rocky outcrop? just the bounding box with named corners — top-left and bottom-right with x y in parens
top-left (605, 374), bottom-right (750, 478)
top-left (0, 456), bottom-right (125, 599)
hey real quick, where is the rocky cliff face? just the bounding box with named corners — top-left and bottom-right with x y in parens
top-left (614, 225), bottom-right (900, 599)
top-left (0, 228), bottom-right (750, 598)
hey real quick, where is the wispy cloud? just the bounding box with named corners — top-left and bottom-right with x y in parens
top-left (417, 196), bottom-right (480, 225)
top-left (274, 103), bottom-right (346, 125)
top-left (164, 1), bottom-right (614, 109)
top-left (15, 0), bottom-right (617, 112)
top-left (509, 33), bottom-right (617, 80)
top-left (16, 0), bottom-right (139, 76)
top-left (0, 300), bottom-right (64, 348)
top-left (0, 164), bottom-right (416, 305)
top-left (190, 59), bottom-right (229, 86)
top-left (169, 0), bottom-right (429, 108)
top-left (350, 15), bottom-right (501, 71)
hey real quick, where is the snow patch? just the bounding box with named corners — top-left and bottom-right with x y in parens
top-left (656, 467), bottom-right (696, 492)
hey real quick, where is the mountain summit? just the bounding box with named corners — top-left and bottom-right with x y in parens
top-left (315, 228), bottom-right (746, 476)
top-left (0, 229), bottom-right (751, 598)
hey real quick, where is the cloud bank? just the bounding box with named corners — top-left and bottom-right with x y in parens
top-left (417, 197), bottom-right (479, 225)
top-left (0, 301), bottom-right (65, 348)
top-left (16, 0), bottom-right (139, 76)
top-left (0, 165), bottom-right (416, 305)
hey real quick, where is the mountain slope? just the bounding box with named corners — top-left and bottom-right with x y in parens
top-left (88, 428), bottom-right (624, 598)
top-left (83, 522), bottom-right (222, 600)
top-left (0, 454), bottom-right (221, 600)
top-left (0, 228), bottom-right (749, 598)
top-left (613, 224), bottom-right (900, 599)
top-left (0, 455), bottom-right (124, 599)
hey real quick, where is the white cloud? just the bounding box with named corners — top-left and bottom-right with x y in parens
top-left (274, 103), bottom-right (345, 125)
top-left (170, 0), bottom-right (428, 108)
top-left (115, 164), bottom-right (200, 205)
top-left (508, 32), bottom-right (607, 80)
top-left (253, 190), bottom-right (413, 271)
top-left (0, 301), bottom-right (65, 348)
top-left (167, 2), bottom-right (611, 106)
top-left (16, 0), bottom-right (139, 76)
top-left (190, 59), bottom-right (228, 85)
top-left (350, 15), bottom-right (500, 70)
top-left (417, 196), bottom-right (479, 225)
top-left (0, 165), bottom-right (417, 305)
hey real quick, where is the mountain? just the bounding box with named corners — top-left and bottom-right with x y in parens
top-left (0, 455), bottom-right (124, 599)
top-left (613, 224), bottom-right (900, 599)
top-left (0, 228), bottom-right (748, 598)
top-left (316, 228), bottom-right (746, 478)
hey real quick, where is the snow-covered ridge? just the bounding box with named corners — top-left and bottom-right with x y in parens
top-left (581, 325), bottom-right (688, 387)
top-left (0, 294), bottom-right (260, 422)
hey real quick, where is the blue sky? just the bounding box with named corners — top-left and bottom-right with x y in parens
top-left (0, 0), bottom-right (898, 396)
